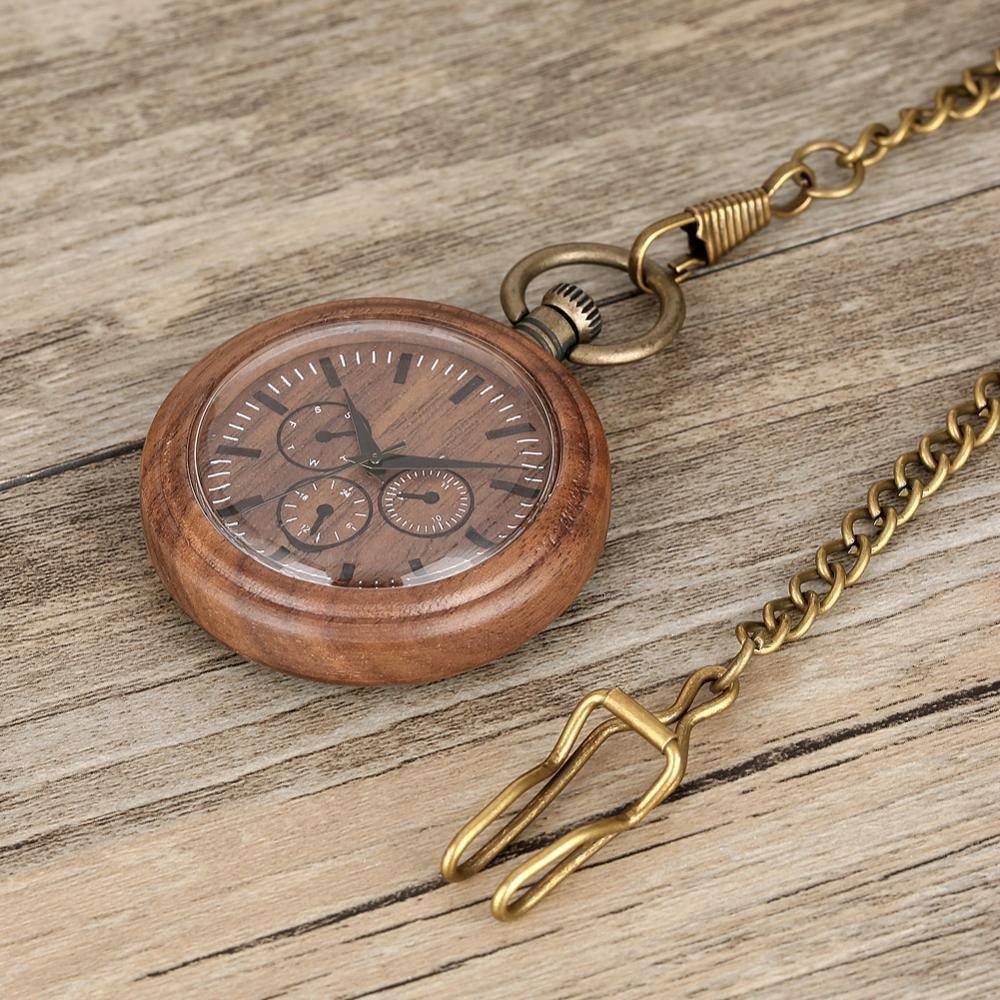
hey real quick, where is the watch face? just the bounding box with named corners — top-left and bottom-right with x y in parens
top-left (191, 319), bottom-right (559, 587)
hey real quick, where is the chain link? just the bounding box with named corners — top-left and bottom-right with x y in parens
top-left (464, 51), bottom-right (1000, 919)
top-left (446, 372), bottom-right (999, 919)
top-left (768, 49), bottom-right (1000, 218)
top-left (630, 48), bottom-right (1000, 282)
top-left (710, 371), bottom-right (1000, 692)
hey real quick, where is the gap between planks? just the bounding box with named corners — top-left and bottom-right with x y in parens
top-left (2, 176), bottom-right (998, 495)
top-left (134, 674), bottom-right (1000, 981)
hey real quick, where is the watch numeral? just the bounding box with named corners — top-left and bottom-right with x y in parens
top-left (394, 352), bottom-right (413, 385)
top-left (486, 422), bottom-right (535, 439)
top-left (253, 390), bottom-right (288, 415)
top-left (449, 376), bottom-right (484, 404)
top-left (216, 496), bottom-right (264, 517)
top-left (489, 479), bottom-right (540, 499)
top-left (465, 526), bottom-right (496, 549)
top-left (319, 356), bottom-right (341, 388)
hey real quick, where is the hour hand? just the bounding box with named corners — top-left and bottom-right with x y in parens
top-left (315, 428), bottom-right (354, 442)
top-left (373, 453), bottom-right (528, 472)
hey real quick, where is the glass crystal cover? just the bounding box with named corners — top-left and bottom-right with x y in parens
top-left (191, 319), bottom-right (559, 588)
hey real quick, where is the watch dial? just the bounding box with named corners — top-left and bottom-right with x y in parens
top-left (191, 319), bottom-right (559, 587)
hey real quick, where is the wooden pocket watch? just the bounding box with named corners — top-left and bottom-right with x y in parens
top-left (141, 253), bottom-right (683, 685)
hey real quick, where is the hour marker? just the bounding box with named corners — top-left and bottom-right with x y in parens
top-left (338, 562), bottom-right (356, 583)
top-left (465, 526), bottom-right (496, 549)
top-left (217, 445), bottom-right (262, 459)
top-left (394, 352), bottom-right (413, 385)
top-left (253, 390), bottom-right (288, 415)
top-left (408, 558), bottom-right (425, 573)
top-left (486, 422), bottom-right (536, 439)
top-left (216, 496), bottom-right (264, 518)
top-left (450, 375), bottom-right (484, 404)
top-left (319, 356), bottom-right (341, 388)
top-left (490, 479), bottom-right (541, 499)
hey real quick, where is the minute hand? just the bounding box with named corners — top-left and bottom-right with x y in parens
top-left (375, 454), bottom-right (528, 472)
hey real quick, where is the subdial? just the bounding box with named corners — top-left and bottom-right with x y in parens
top-left (278, 476), bottom-right (372, 551)
top-left (278, 400), bottom-right (354, 470)
top-left (379, 469), bottom-right (473, 537)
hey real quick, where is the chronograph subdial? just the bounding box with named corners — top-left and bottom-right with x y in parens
top-left (278, 401), bottom-right (354, 470)
top-left (379, 469), bottom-right (473, 537)
top-left (279, 476), bottom-right (372, 551)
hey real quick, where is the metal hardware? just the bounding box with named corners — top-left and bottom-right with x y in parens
top-left (501, 242), bottom-right (685, 365)
top-left (543, 283), bottom-right (603, 342)
top-left (628, 188), bottom-right (773, 293)
top-left (512, 282), bottom-right (603, 361)
top-left (511, 49), bottom-right (1000, 306)
top-left (441, 670), bottom-right (738, 920)
top-left (444, 371), bottom-right (999, 918)
top-left (625, 46), bottom-right (1000, 285)
top-left (460, 48), bottom-right (1000, 918)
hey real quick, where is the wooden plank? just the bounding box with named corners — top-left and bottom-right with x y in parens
top-left (1, 602), bottom-right (998, 997)
top-left (1, 0), bottom-right (998, 477)
top-left (3, 0), bottom-right (1000, 995)
top-left (2, 180), bottom-right (999, 993)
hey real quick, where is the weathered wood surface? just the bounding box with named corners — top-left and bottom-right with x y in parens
top-left (2, 1), bottom-right (999, 996)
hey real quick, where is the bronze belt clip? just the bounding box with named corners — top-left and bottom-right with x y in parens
top-left (442, 667), bottom-right (739, 920)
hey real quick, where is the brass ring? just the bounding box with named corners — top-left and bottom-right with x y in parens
top-left (763, 160), bottom-right (817, 218)
top-left (500, 242), bottom-right (685, 366)
top-left (792, 139), bottom-right (866, 200)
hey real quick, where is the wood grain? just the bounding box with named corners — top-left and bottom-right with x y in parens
top-left (2, 0), bottom-right (1000, 996)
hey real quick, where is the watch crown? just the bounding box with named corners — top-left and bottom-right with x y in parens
top-left (512, 281), bottom-right (603, 362)
top-left (541, 283), bottom-right (603, 343)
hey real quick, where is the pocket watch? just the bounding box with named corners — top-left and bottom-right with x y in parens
top-left (141, 255), bottom-right (683, 685)
top-left (140, 44), bottom-right (998, 920)
top-left (142, 44), bottom-right (996, 708)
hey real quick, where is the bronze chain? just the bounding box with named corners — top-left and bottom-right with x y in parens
top-left (447, 50), bottom-right (1000, 920)
top-left (629, 48), bottom-right (1000, 291)
top-left (717, 372), bottom-right (1000, 689)
top-left (500, 52), bottom-right (1000, 366)
top-left (445, 372), bottom-right (998, 919)
top-left (767, 49), bottom-right (1000, 216)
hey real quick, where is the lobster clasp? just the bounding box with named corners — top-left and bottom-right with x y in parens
top-left (441, 668), bottom-right (738, 921)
